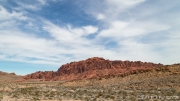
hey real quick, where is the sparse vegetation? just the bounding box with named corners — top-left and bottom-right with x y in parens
top-left (0, 64), bottom-right (180, 100)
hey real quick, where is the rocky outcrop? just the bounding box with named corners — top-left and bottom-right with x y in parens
top-left (24, 57), bottom-right (163, 81)
top-left (24, 71), bottom-right (57, 81)
top-left (55, 57), bottom-right (163, 80)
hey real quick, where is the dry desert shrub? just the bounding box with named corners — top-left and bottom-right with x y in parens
top-left (0, 64), bottom-right (180, 100)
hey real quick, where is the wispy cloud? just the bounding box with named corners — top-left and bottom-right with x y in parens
top-left (98, 20), bottom-right (170, 38)
top-left (0, 5), bottom-right (27, 21)
top-left (83, 0), bottom-right (180, 64)
top-left (43, 20), bottom-right (98, 44)
top-left (38, 0), bottom-right (46, 5)
top-left (0, 0), bottom-right (180, 68)
top-left (0, 6), bottom-right (113, 65)
top-left (14, 0), bottom-right (49, 11)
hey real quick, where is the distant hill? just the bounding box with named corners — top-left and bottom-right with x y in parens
top-left (24, 57), bottom-right (163, 81)
top-left (0, 71), bottom-right (23, 82)
top-left (60, 64), bottom-right (180, 89)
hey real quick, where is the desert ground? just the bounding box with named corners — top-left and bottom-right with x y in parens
top-left (0, 64), bottom-right (180, 101)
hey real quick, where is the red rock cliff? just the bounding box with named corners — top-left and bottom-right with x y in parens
top-left (24, 57), bottom-right (163, 81)
top-left (24, 71), bottom-right (57, 81)
top-left (55, 57), bottom-right (163, 80)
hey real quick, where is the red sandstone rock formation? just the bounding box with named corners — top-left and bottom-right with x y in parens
top-left (24, 71), bottom-right (57, 81)
top-left (24, 57), bottom-right (163, 81)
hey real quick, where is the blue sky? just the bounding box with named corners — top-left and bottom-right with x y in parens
top-left (0, 0), bottom-right (180, 75)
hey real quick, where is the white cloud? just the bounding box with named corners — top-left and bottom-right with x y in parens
top-left (43, 20), bottom-right (98, 44)
top-left (43, 22), bottom-right (75, 42)
top-left (105, 0), bottom-right (146, 16)
top-left (38, 0), bottom-right (46, 5)
top-left (97, 14), bottom-right (105, 20)
top-left (27, 22), bottom-right (33, 27)
top-left (98, 20), bottom-right (169, 38)
top-left (106, 0), bottom-right (146, 6)
top-left (0, 12), bottom-right (108, 66)
top-left (83, 26), bottom-right (98, 35)
top-left (15, 0), bottom-right (48, 11)
top-left (87, 0), bottom-right (146, 22)
top-left (0, 6), bottom-right (27, 21)
top-left (0, 26), bottom-right (118, 65)
top-left (0, 0), bottom-right (180, 66)
top-left (82, 0), bottom-right (180, 64)
top-left (84, 0), bottom-right (146, 22)
top-left (16, 2), bottom-right (40, 11)
top-left (117, 38), bottom-right (161, 63)
top-left (0, 54), bottom-right (5, 59)
top-left (0, 30), bottom-right (71, 65)
top-left (0, 20), bottom-right (16, 28)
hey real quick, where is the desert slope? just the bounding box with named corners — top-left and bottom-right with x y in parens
top-left (1, 62), bottom-right (180, 101)
top-left (0, 71), bottom-right (23, 82)
top-left (60, 63), bottom-right (180, 89)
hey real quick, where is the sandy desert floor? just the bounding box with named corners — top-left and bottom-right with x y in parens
top-left (0, 64), bottom-right (180, 101)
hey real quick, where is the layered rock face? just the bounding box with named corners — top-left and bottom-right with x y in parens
top-left (24, 57), bottom-right (163, 81)
top-left (55, 57), bottom-right (163, 80)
